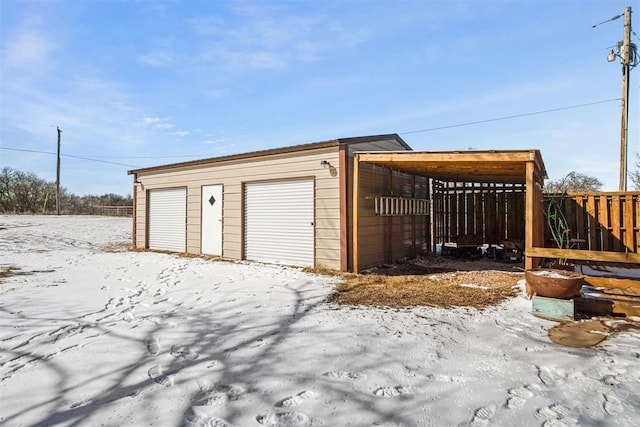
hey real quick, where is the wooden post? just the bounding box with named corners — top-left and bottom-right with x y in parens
top-left (339, 146), bottom-right (349, 272)
top-left (619, 6), bottom-right (632, 191)
top-left (352, 154), bottom-right (360, 273)
top-left (525, 161), bottom-right (536, 270)
top-left (387, 168), bottom-right (393, 263)
top-left (55, 126), bottom-right (61, 215)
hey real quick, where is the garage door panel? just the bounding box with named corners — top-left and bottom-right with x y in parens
top-left (245, 179), bottom-right (314, 267)
top-left (148, 188), bottom-right (186, 252)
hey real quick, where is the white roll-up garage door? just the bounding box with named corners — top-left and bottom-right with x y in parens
top-left (148, 188), bottom-right (186, 252)
top-left (245, 179), bottom-right (314, 267)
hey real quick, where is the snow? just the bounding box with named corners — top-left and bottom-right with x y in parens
top-left (529, 270), bottom-right (577, 279)
top-left (1, 215), bottom-right (639, 426)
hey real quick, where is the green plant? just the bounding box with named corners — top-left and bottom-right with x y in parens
top-left (545, 195), bottom-right (570, 248)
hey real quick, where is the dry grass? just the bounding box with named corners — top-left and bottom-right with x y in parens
top-left (329, 258), bottom-right (524, 309)
top-left (124, 247), bottom-right (524, 310)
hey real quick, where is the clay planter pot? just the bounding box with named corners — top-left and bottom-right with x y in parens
top-left (525, 269), bottom-right (585, 299)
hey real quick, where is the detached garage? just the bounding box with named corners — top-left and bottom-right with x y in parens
top-left (129, 134), bottom-right (547, 272)
top-left (129, 134), bottom-right (418, 271)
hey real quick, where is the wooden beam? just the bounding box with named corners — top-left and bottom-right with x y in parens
top-left (352, 153), bottom-right (360, 273)
top-left (357, 151), bottom-right (536, 164)
top-left (339, 145), bottom-right (348, 272)
top-left (526, 247), bottom-right (640, 264)
top-left (525, 161), bottom-right (536, 270)
top-left (583, 276), bottom-right (640, 295)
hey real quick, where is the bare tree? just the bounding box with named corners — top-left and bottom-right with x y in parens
top-left (0, 167), bottom-right (131, 214)
top-left (543, 171), bottom-right (603, 194)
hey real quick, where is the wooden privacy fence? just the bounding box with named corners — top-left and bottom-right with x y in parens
top-left (432, 181), bottom-right (525, 246)
top-left (527, 191), bottom-right (640, 266)
top-left (544, 192), bottom-right (639, 253)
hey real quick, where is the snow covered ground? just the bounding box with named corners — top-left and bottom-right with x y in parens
top-left (1, 215), bottom-right (639, 426)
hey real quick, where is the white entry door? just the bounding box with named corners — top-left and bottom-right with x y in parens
top-left (201, 184), bottom-right (223, 256)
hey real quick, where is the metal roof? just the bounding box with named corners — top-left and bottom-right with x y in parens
top-left (128, 134), bottom-right (410, 175)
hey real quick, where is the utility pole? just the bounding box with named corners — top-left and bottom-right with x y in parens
top-left (56, 126), bottom-right (62, 215)
top-left (619, 6), bottom-right (632, 191)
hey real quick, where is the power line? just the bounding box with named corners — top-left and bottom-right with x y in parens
top-left (0, 147), bottom-right (138, 167)
top-left (399, 98), bottom-right (621, 135)
top-left (1, 146), bottom-right (212, 161)
top-left (592, 13), bottom-right (624, 28)
top-left (83, 154), bottom-right (215, 159)
top-left (1, 97), bottom-right (625, 161)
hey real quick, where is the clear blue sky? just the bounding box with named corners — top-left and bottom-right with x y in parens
top-left (1, 0), bottom-right (638, 196)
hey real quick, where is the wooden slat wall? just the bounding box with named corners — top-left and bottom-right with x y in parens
top-left (356, 163), bottom-right (430, 270)
top-left (432, 181), bottom-right (526, 245)
top-left (544, 192), bottom-right (640, 254)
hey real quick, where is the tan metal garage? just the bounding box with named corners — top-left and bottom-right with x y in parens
top-left (129, 134), bottom-right (415, 271)
top-left (129, 136), bottom-right (548, 272)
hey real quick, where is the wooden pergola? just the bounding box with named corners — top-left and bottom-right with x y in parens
top-left (352, 150), bottom-right (547, 272)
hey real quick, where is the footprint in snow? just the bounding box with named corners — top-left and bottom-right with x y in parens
top-left (276, 391), bottom-right (317, 408)
top-left (373, 386), bottom-right (414, 398)
top-left (535, 403), bottom-right (573, 423)
top-left (426, 373), bottom-right (467, 384)
top-left (603, 393), bottom-right (624, 415)
top-left (170, 345), bottom-right (199, 360)
top-left (536, 365), bottom-right (556, 386)
top-left (183, 407), bottom-right (230, 427)
top-left (69, 399), bottom-right (90, 409)
top-left (256, 411), bottom-right (310, 426)
top-left (470, 404), bottom-right (496, 427)
top-left (146, 338), bottom-right (160, 356)
top-left (196, 383), bottom-right (247, 405)
top-left (322, 371), bottom-right (367, 380)
top-left (147, 365), bottom-right (174, 387)
top-left (506, 385), bottom-right (535, 409)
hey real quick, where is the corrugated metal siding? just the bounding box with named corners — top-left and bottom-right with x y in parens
top-left (245, 179), bottom-right (314, 267)
top-left (148, 188), bottom-right (186, 252)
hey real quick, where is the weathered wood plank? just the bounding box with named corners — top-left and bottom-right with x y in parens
top-left (582, 276), bottom-right (640, 295)
top-left (575, 195), bottom-right (585, 242)
top-left (586, 196), bottom-right (597, 251)
top-left (526, 247), bottom-right (640, 264)
top-left (474, 191), bottom-right (483, 239)
top-left (600, 195), bottom-right (611, 251)
top-left (457, 191), bottom-right (465, 236)
top-left (497, 191), bottom-right (506, 241)
top-left (624, 195), bottom-right (635, 252)
top-left (576, 295), bottom-right (640, 317)
top-left (611, 196), bottom-right (622, 252)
